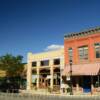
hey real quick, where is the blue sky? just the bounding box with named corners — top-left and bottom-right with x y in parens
top-left (0, 0), bottom-right (100, 62)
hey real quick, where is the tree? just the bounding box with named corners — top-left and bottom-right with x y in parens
top-left (0, 54), bottom-right (25, 92)
top-left (0, 54), bottom-right (24, 77)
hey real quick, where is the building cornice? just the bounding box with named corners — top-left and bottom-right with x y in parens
top-left (64, 27), bottom-right (100, 39)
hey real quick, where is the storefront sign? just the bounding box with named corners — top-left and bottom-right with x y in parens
top-left (66, 76), bottom-right (70, 81)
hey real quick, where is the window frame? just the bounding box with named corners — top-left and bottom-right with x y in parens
top-left (32, 61), bottom-right (37, 67)
top-left (40, 60), bottom-right (49, 66)
top-left (94, 43), bottom-right (100, 58)
top-left (53, 58), bottom-right (60, 65)
top-left (78, 45), bottom-right (88, 61)
top-left (68, 47), bottom-right (73, 61)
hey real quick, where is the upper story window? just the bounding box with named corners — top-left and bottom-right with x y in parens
top-left (32, 61), bottom-right (37, 67)
top-left (53, 59), bottom-right (60, 65)
top-left (68, 48), bottom-right (73, 60)
top-left (40, 60), bottom-right (49, 66)
top-left (78, 45), bottom-right (88, 60)
top-left (94, 43), bottom-right (100, 58)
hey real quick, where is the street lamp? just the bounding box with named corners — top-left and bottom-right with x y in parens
top-left (98, 75), bottom-right (100, 87)
top-left (69, 59), bottom-right (73, 95)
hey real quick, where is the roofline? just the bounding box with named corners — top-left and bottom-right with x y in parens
top-left (28, 48), bottom-right (64, 56)
top-left (64, 27), bottom-right (100, 39)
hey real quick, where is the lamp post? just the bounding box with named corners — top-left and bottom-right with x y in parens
top-left (98, 75), bottom-right (100, 87)
top-left (69, 59), bottom-right (73, 95)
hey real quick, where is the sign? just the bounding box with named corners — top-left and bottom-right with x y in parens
top-left (66, 76), bottom-right (70, 81)
top-left (46, 75), bottom-right (51, 79)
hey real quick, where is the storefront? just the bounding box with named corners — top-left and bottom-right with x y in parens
top-left (62, 63), bottom-right (100, 94)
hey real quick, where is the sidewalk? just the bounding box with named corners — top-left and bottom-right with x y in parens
top-left (20, 89), bottom-right (100, 96)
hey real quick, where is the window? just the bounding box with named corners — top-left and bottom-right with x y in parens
top-left (32, 62), bottom-right (37, 67)
top-left (68, 48), bottom-right (73, 60)
top-left (53, 59), bottom-right (60, 65)
top-left (78, 46), bottom-right (88, 60)
top-left (94, 43), bottom-right (100, 58)
top-left (40, 60), bottom-right (49, 66)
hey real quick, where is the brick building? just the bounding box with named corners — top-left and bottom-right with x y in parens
top-left (63, 27), bottom-right (100, 94)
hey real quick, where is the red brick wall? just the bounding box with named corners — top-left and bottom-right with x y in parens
top-left (64, 33), bottom-right (100, 65)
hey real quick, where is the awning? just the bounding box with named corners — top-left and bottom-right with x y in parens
top-left (63, 63), bottom-right (100, 76)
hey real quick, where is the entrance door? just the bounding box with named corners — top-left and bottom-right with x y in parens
top-left (83, 76), bottom-right (91, 93)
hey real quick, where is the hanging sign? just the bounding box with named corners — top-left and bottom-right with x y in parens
top-left (66, 76), bottom-right (70, 81)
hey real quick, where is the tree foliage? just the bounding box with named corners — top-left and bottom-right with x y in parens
top-left (0, 54), bottom-right (24, 77)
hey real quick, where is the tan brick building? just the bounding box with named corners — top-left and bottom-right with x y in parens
top-left (27, 49), bottom-right (64, 92)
